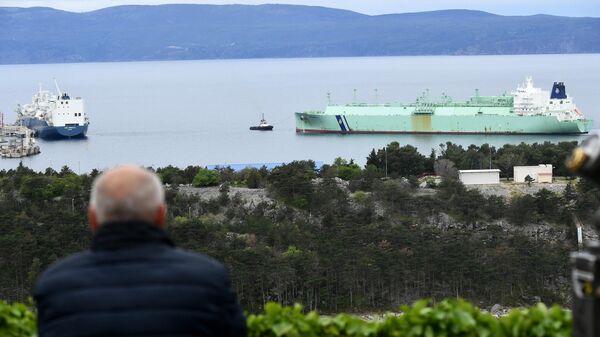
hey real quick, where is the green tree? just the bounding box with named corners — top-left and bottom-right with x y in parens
top-left (244, 168), bottom-right (262, 189)
top-left (369, 142), bottom-right (428, 177)
top-left (333, 158), bottom-right (361, 181)
top-left (366, 149), bottom-right (380, 167)
top-left (192, 168), bottom-right (220, 187)
top-left (268, 161), bottom-right (316, 208)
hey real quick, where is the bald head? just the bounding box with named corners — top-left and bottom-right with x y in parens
top-left (89, 166), bottom-right (166, 230)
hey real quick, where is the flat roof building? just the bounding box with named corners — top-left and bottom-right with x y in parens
top-left (514, 165), bottom-right (553, 183)
top-left (458, 169), bottom-right (501, 185)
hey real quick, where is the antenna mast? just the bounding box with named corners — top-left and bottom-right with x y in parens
top-left (54, 78), bottom-right (62, 96)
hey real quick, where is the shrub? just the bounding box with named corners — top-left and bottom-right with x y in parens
top-left (248, 299), bottom-right (572, 337)
top-left (2, 298), bottom-right (572, 337)
top-left (498, 303), bottom-right (571, 337)
top-left (0, 300), bottom-right (36, 337)
top-left (192, 168), bottom-right (220, 187)
top-left (337, 164), bottom-right (361, 181)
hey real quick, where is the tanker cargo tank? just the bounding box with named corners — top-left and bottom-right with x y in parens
top-left (295, 77), bottom-right (592, 135)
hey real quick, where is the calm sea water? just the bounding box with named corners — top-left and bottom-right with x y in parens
top-left (0, 54), bottom-right (598, 172)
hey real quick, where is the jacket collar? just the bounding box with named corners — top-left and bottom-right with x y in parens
top-left (92, 221), bottom-right (175, 251)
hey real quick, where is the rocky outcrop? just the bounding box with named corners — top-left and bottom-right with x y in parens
top-left (467, 182), bottom-right (569, 199)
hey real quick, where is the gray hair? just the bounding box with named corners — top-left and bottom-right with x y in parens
top-left (90, 166), bottom-right (165, 224)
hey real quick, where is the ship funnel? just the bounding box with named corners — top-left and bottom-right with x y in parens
top-left (551, 82), bottom-right (567, 99)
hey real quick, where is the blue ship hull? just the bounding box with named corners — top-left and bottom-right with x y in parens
top-left (20, 118), bottom-right (88, 139)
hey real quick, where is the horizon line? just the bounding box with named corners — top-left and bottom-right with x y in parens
top-left (1, 3), bottom-right (598, 19)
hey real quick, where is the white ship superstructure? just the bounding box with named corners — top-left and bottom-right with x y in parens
top-left (512, 77), bottom-right (585, 122)
top-left (16, 81), bottom-right (88, 139)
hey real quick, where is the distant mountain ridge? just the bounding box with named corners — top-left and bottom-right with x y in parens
top-left (0, 4), bottom-right (599, 64)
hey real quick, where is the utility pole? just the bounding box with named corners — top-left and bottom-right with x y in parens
top-left (573, 214), bottom-right (584, 250)
top-left (385, 146), bottom-right (388, 178)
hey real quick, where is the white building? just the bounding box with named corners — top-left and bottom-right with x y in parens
top-left (458, 169), bottom-right (501, 185)
top-left (513, 165), bottom-right (553, 183)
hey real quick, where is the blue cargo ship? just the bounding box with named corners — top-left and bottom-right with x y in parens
top-left (16, 82), bottom-right (89, 139)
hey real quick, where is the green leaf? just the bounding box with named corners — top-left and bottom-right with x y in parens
top-left (271, 322), bottom-right (294, 337)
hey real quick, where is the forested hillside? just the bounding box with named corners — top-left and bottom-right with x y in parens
top-left (1, 141), bottom-right (598, 313)
top-left (1, 5), bottom-right (599, 64)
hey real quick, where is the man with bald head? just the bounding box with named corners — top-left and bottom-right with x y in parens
top-left (34, 166), bottom-right (247, 337)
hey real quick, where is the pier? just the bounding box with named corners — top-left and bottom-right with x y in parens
top-left (0, 113), bottom-right (40, 158)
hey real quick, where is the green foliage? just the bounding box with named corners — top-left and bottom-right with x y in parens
top-left (337, 164), bottom-right (361, 181)
top-left (498, 303), bottom-right (571, 337)
top-left (157, 165), bottom-right (201, 185)
top-left (380, 299), bottom-right (498, 337)
top-left (1, 160), bottom-right (579, 310)
top-left (192, 168), bottom-right (220, 187)
top-left (351, 191), bottom-right (369, 203)
top-left (0, 300), bottom-right (36, 337)
top-left (247, 300), bottom-right (571, 337)
top-left (268, 161), bottom-right (316, 208)
top-left (438, 141), bottom-right (577, 178)
top-left (0, 140), bottom-right (589, 314)
top-left (368, 142), bottom-right (429, 177)
top-left (0, 298), bottom-right (575, 337)
top-left (248, 302), bottom-right (375, 337)
top-left (326, 158), bottom-right (362, 181)
top-left (243, 168), bottom-right (264, 189)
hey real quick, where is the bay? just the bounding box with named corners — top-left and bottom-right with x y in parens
top-left (0, 54), bottom-right (598, 172)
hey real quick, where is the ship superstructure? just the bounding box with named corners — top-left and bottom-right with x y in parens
top-left (295, 77), bottom-right (592, 135)
top-left (16, 81), bottom-right (88, 139)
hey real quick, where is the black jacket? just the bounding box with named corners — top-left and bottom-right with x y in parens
top-left (34, 221), bottom-right (247, 337)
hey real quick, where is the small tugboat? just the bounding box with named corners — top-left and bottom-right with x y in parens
top-left (250, 114), bottom-right (274, 131)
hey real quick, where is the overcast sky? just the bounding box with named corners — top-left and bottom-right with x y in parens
top-left (1, 0), bottom-right (598, 17)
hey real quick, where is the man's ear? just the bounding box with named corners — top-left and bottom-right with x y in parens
top-left (154, 203), bottom-right (167, 229)
top-left (88, 208), bottom-right (99, 232)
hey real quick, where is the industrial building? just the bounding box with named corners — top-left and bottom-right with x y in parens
top-left (513, 165), bottom-right (553, 183)
top-left (458, 169), bottom-right (501, 185)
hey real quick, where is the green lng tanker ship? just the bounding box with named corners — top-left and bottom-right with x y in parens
top-left (295, 78), bottom-right (592, 135)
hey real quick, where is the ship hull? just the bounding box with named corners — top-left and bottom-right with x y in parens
top-left (250, 126), bottom-right (274, 131)
top-left (20, 118), bottom-right (88, 139)
top-left (295, 112), bottom-right (593, 135)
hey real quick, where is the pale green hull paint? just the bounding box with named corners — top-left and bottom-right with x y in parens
top-left (296, 103), bottom-right (593, 134)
